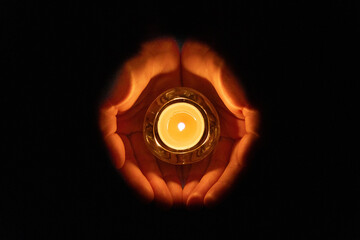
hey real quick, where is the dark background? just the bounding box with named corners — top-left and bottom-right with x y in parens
top-left (1, 1), bottom-right (358, 239)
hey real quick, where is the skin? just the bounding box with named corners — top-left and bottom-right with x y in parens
top-left (99, 38), bottom-right (260, 209)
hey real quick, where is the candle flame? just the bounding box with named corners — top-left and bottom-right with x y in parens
top-left (178, 122), bottom-right (185, 131)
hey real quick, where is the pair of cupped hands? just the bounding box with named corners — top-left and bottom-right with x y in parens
top-left (99, 38), bottom-right (260, 209)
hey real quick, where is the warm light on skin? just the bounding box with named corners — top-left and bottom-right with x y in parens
top-left (99, 38), bottom-right (260, 208)
top-left (106, 40), bottom-right (180, 114)
top-left (181, 42), bottom-right (248, 119)
top-left (157, 102), bottom-right (205, 150)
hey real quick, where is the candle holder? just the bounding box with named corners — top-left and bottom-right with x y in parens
top-left (143, 87), bottom-right (220, 165)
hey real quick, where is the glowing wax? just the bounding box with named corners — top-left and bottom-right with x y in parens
top-left (157, 102), bottom-right (205, 150)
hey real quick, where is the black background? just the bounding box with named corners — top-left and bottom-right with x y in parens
top-left (1, 1), bottom-right (358, 239)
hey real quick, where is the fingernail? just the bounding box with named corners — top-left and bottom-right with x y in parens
top-left (204, 194), bottom-right (217, 208)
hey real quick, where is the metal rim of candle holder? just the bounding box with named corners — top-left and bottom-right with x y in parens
top-left (143, 87), bottom-right (220, 165)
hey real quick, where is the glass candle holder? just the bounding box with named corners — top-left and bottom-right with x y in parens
top-left (143, 87), bottom-right (220, 165)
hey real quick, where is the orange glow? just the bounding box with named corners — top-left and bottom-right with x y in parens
top-left (157, 102), bottom-right (205, 150)
top-left (98, 38), bottom-right (260, 209)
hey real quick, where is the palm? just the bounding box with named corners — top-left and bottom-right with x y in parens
top-left (116, 71), bottom-right (184, 208)
top-left (99, 38), bottom-right (259, 208)
top-left (179, 42), bottom-right (259, 207)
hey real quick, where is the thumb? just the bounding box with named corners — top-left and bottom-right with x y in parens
top-left (181, 40), bottom-right (248, 119)
top-left (107, 38), bottom-right (181, 113)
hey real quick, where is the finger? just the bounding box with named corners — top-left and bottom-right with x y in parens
top-left (99, 101), bottom-right (117, 137)
top-left (186, 138), bottom-right (233, 207)
top-left (130, 133), bottom-right (173, 208)
top-left (181, 40), bottom-right (248, 118)
top-left (118, 134), bottom-right (154, 203)
top-left (242, 107), bottom-right (261, 137)
top-left (182, 156), bottom-right (211, 206)
top-left (115, 67), bottom-right (182, 135)
top-left (204, 133), bottom-right (259, 207)
top-left (108, 38), bottom-right (181, 113)
top-left (104, 134), bottom-right (126, 169)
top-left (203, 106), bottom-right (260, 206)
top-left (157, 160), bottom-right (183, 207)
top-left (99, 101), bottom-right (125, 168)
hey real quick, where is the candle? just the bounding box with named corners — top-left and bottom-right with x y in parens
top-left (157, 102), bottom-right (205, 150)
top-left (144, 87), bottom-right (220, 165)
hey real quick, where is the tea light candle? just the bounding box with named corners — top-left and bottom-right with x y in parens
top-left (144, 87), bottom-right (219, 165)
top-left (157, 102), bottom-right (205, 150)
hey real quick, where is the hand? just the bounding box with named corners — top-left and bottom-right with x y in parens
top-left (99, 38), bottom-right (183, 208)
top-left (180, 41), bottom-right (260, 208)
top-left (98, 38), bottom-right (260, 209)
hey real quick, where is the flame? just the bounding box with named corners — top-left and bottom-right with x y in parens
top-left (177, 122), bottom-right (185, 131)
